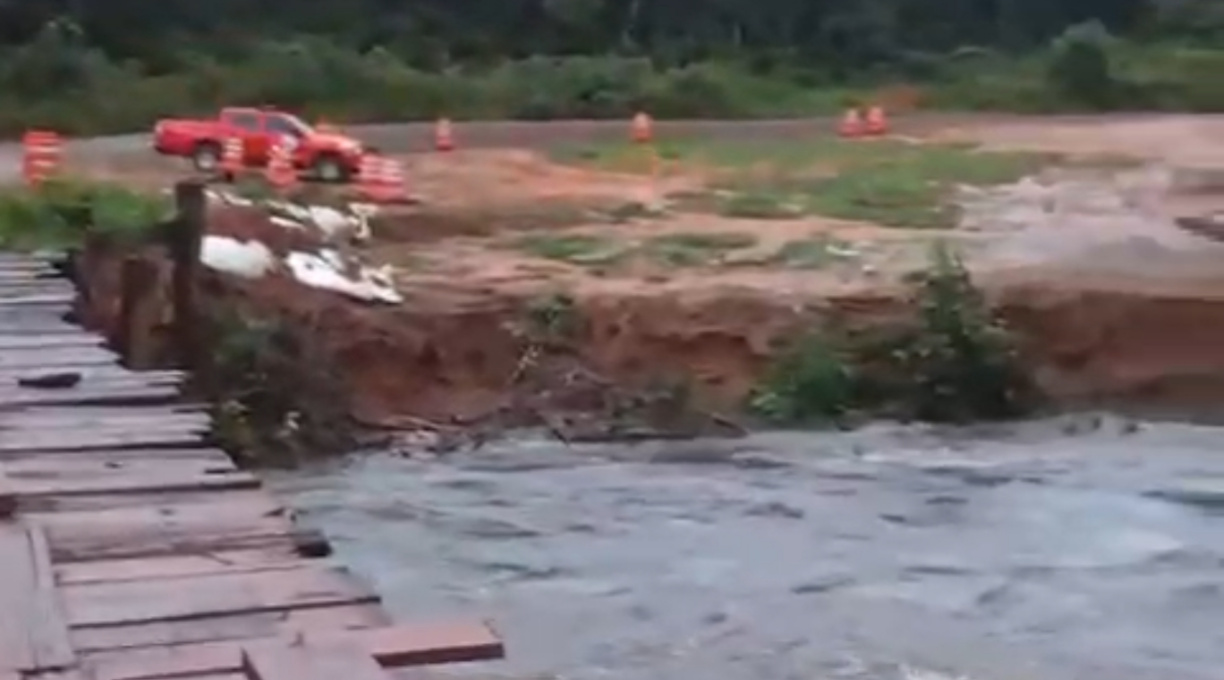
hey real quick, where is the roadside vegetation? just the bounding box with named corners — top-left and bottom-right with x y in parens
top-left (0, 179), bottom-right (171, 250)
top-left (1, 4), bottom-right (1223, 136)
top-left (750, 244), bottom-right (1038, 425)
top-left (566, 137), bottom-right (1051, 228)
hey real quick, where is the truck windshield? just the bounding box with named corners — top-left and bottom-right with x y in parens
top-left (267, 114), bottom-right (311, 138)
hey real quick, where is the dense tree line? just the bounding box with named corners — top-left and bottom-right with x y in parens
top-left (1, 0), bottom-right (1220, 72)
top-left (0, 0), bottom-right (1221, 134)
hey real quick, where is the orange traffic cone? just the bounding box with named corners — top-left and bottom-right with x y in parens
top-left (434, 118), bottom-right (454, 152)
top-left (357, 155), bottom-right (384, 201)
top-left (357, 155), bottom-right (408, 203)
top-left (221, 137), bottom-right (244, 177)
top-left (379, 157), bottom-right (409, 202)
top-left (264, 140), bottom-right (297, 192)
top-left (864, 106), bottom-right (889, 136)
top-left (838, 109), bottom-right (864, 138)
top-left (631, 112), bottom-right (653, 144)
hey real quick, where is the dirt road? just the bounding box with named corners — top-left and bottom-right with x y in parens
top-left (0, 112), bottom-right (1189, 184)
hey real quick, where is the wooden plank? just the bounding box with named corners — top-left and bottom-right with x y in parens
top-left (56, 548), bottom-right (303, 586)
top-left (0, 523), bottom-right (36, 670)
top-left (0, 417), bottom-right (210, 437)
top-left (0, 345), bottom-right (119, 369)
top-left (35, 493), bottom-right (297, 561)
top-left (0, 334), bottom-right (103, 350)
top-left (87, 621), bottom-right (502, 680)
top-left (73, 602), bottom-right (387, 653)
top-left (1, 471), bottom-right (258, 505)
top-left (0, 404), bottom-right (200, 420)
top-left (0, 293), bottom-right (75, 306)
top-left (0, 427), bottom-right (205, 454)
top-left (311, 621), bottom-right (505, 667)
top-left (66, 566), bottom-right (379, 627)
top-left (0, 284), bottom-right (75, 299)
top-left (242, 641), bottom-right (389, 680)
top-left (0, 366), bottom-right (183, 383)
top-left (3, 455), bottom-right (235, 480)
top-left (0, 522), bottom-right (76, 672)
top-left (0, 410), bottom-right (208, 430)
top-left (0, 384), bottom-right (182, 408)
top-left (0, 447), bottom-right (231, 466)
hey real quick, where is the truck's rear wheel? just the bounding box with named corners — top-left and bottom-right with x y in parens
top-left (313, 154), bottom-right (350, 183)
top-left (192, 142), bottom-right (223, 173)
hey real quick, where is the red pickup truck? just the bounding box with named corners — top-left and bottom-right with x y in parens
top-left (153, 107), bottom-right (366, 182)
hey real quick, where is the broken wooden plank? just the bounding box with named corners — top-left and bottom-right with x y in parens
top-left (73, 602), bottom-right (387, 654)
top-left (87, 620), bottom-right (503, 680)
top-left (35, 492), bottom-right (297, 561)
top-left (0, 522), bottom-right (76, 672)
top-left (55, 548), bottom-right (304, 586)
top-left (242, 640), bottom-right (389, 680)
top-left (66, 566), bottom-right (379, 627)
top-left (312, 620), bottom-right (505, 666)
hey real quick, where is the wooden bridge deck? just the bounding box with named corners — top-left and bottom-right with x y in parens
top-left (0, 252), bottom-right (504, 680)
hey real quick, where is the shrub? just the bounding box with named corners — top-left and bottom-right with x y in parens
top-left (0, 179), bottom-right (171, 251)
top-left (749, 334), bottom-right (857, 424)
top-left (1047, 21), bottom-right (1118, 109)
top-left (749, 243), bottom-right (1036, 425)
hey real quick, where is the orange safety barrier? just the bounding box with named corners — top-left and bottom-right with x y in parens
top-left (357, 155), bottom-right (408, 203)
top-left (837, 109), bottom-right (864, 138)
top-left (864, 106), bottom-right (889, 136)
top-left (265, 140), bottom-right (298, 192)
top-left (22, 130), bottom-right (62, 188)
top-left (221, 137), bottom-right (244, 177)
top-left (434, 118), bottom-right (454, 152)
top-left (631, 112), bottom-right (653, 144)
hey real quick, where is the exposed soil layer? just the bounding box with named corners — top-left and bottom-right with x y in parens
top-left (65, 114), bottom-right (1224, 438)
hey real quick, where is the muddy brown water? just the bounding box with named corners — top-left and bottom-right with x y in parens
top-left (271, 416), bottom-right (1224, 680)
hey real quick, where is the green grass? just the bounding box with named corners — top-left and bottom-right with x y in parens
top-left (772, 237), bottom-right (858, 269)
top-left (643, 231), bottom-right (757, 267)
top-left (511, 233), bottom-right (627, 264)
top-left (565, 138), bottom-right (1051, 229)
top-left (0, 179), bottom-right (171, 251)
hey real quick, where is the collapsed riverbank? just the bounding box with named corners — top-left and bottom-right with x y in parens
top-left (17, 114), bottom-right (1224, 463)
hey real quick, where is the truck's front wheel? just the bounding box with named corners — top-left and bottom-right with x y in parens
top-left (192, 142), bottom-right (223, 173)
top-left (312, 154), bottom-right (350, 183)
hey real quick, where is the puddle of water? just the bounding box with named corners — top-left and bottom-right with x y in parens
top-left (271, 416), bottom-right (1224, 680)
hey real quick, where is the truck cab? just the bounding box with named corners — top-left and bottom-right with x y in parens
top-left (153, 107), bottom-right (366, 182)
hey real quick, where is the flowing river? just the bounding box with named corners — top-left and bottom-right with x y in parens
top-left (270, 415), bottom-right (1224, 680)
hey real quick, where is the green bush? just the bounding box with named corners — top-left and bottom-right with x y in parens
top-left (0, 179), bottom-right (171, 251)
top-left (750, 243), bottom-right (1037, 425)
top-left (749, 335), bottom-right (858, 424)
top-left (879, 244), bottom-right (1036, 421)
top-left (1047, 22), bottom-right (1118, 109)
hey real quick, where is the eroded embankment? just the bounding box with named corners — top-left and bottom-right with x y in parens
top-left (70, 224), bottom-right (1224, 454)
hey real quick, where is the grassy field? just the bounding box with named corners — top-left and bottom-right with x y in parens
top-left (557, 137), bottom-right (1055, 229)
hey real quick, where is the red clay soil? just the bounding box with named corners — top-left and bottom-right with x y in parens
top-left (75, 229), bottom-right (1224, 431)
